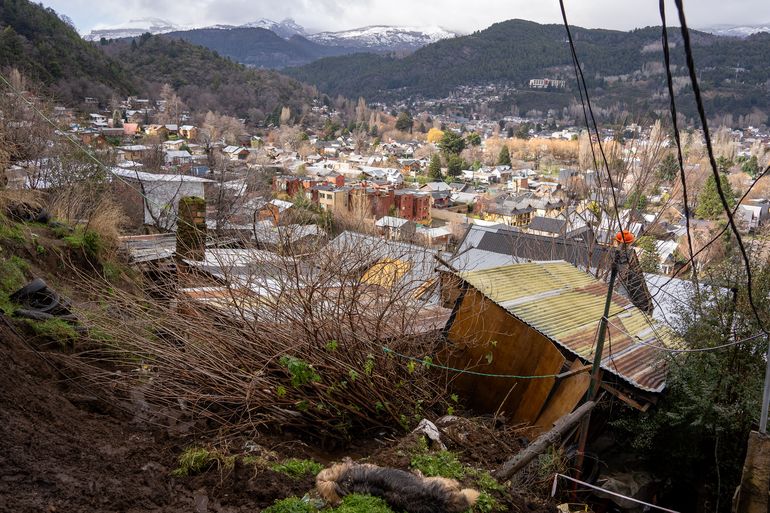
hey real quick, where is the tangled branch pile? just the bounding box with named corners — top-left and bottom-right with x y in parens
top-left (78, 231), bottom-right (457, 440)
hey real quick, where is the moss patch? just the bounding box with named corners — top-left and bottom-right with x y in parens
top-left (270, 458), bottom-right (324, 479)
top-left (26, 318), bottom-right (78, 343)
top-left (332, 494), bottom-right (395, 513)
top-left (171, 447), bottom-right (224, 477)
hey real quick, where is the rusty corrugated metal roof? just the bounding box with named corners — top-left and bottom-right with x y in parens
top-left (458, 261), bottom-right (678, 393)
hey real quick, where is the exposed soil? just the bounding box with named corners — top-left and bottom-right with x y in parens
top-left (0, 313), bottom-right (323, 513)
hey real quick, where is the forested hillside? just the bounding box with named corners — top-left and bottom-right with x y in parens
top-left (164, 27), bottom-right (353, 69)
top-left (103, 35), bottom-right (317, 122)
top-left (287, 19), bottom-right (770, 118)
top-left (0, 0), bottom-right (137, 103)
top-left (0, 0), bottom-right (316, 122)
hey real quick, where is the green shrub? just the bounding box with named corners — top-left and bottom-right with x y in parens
top-left (331, 494), bottom-right (395, 513)
top-left (270, 458), bottom-right (324, 479)
top-left (473, 491), bottom-right (504, 513)
top-left (0, 255), bottom-right (28, 294)
top-left (171, 447), bottom-right (217, 476)
top-left (63, 227), bottom-right (102, 257)
top-left (279, 356), bottom-right (321, 387)
top-left (0, 216), bottom-right (25, 243)
top-left (410, 449), bottom-right (465, 479)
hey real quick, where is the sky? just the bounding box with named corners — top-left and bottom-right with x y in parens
top-left (38, 0), bottom-right (770, 35)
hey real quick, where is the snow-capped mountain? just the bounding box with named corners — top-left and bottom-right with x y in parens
top-left (240, 18), bottom-right (307, 39)
top-left (84, 18), bottom-right (185, 41)
top-left (84, 17), bottom-right (306, 41)
top-left (83, 18), bottom-right (458, 54)
top-left (309, 25), bottom-right (459, 52)
top-left (703, 23), bottom-right (770, 38)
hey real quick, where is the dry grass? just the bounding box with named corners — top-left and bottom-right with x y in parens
top-left (70, 230), bottom-right (459, 441)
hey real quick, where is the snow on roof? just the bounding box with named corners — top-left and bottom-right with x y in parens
top-left (375, 216), bottom-right (409, 228)
top-left (111, 168), bottom-right (213, 183)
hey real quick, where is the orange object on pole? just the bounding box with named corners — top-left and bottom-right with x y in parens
top-left (615, 230), bottom-right (635, 245)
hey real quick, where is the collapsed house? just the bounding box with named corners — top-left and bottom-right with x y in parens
top-left (441, 261), bottom-right (677, 430)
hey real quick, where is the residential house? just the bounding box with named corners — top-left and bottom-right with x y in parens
top-left (179, 125), bottom-right (198, 139)
top-left (451, 224), bottom-right (653, 314)
top-left (316, 186), bottom-right (350, 214)
top-left (164, 150), bottom-right (192, 166)
top-left (223, 146), bottom-right (250, 161)
top-left (737, 199), bottom-right (770, 232)
top-left (110, 168), bottom-right (212, 230)
top-left (322, 231), bottom-right (449, 301)
top-left (273, 175), bottom-right (304, 197)
top-left (118, 145), bottom-right (151, 162)
top-left (259, 198), bottom-right (295, 225)
top-left (375, 216), bottom-right (416, 240)
top-left (654, 239), bottom-right (680, 275)
top-left (394, 191), bottom-right (431, 222)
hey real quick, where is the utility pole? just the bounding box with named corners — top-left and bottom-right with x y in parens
top-left (573, 233), bottom-right (629, 490)
top-left (760, 337), bottom-right (770, 434)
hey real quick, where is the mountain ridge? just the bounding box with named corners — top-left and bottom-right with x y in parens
top-left (84, 17), bottom-right (459, 56)
top-left (285, 18), bottom-right (770, 119)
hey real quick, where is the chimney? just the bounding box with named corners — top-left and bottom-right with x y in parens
top-left (176, 196), bottom-right (206, 262)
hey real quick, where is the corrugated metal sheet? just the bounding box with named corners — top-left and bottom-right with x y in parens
top-left (458, 261), bottom-right (678, 393)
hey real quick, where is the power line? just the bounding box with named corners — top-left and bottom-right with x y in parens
top-left (604, 315), bottom-right (764, 354)
top-left (381, 346), bottom-right (574, 380)
top-left (659, 0), bottom-right (699, 300)
top-left (558, 0), bottom-right (628, 244)
top-left (646, 163), bottom-right (770, 302)
top-left (672, 0), bottom-right (768, 339)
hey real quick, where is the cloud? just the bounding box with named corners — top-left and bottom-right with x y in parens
top-left (38, 0), bottom-right (770, 35)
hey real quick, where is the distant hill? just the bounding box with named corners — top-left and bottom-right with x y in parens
top-left (103, 35), bottom-right (316, 121)
top-left (286, 19), bottom-right (770, 118)
top-left (162, 27), bottom-right (354, 69)
top-left (0, 0), bottom-right (137, 103)
top-left (0, 0), bottom-right (316, 122)
top-left (702, 23), bottom-right (770, 38)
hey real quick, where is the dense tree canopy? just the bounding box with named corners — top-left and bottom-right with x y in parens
top-left (696, 173), bottom-right (736, 219)
top-left (438, 131), bottom-right (465, 156)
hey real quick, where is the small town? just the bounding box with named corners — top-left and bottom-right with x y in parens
top-left (2, 1), bottom-right (770, 513)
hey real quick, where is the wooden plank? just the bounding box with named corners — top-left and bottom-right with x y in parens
top-left (601, 382), bottom-right (651, 412)
top-left (446, 287), bottom-right (565, 423)
top-left (495, 400), bottom-right (596, 481)
top-left (533, 359), bottom-right (591, 432)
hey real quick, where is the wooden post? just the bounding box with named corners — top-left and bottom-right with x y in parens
top-left (495, 400), bottom-right (596, 482)
top-left (733, 431), bottom-right (770, 513)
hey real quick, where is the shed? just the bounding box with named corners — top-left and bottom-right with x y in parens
top-left (444, 261), bottom-right (677, 427)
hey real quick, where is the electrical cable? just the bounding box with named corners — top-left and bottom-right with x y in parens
top-left (672, 0), bottom-right (768, 338)
top-left (604, 315), bottom-right (765, 354)
top-left (558, 0), bottom-right (628, 244)
top-left (659, 0), bottom-right (699, 294)
top-left (381, 346), bottom-right (572, 379)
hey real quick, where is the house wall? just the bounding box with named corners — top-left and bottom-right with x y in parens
top-left (143, 181), bottom-right (206, 230)
top-left (446, 287), bottom-right (566, 423)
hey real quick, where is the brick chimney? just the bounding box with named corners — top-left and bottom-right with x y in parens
top-left (176, 196), bottom-right (206, 262)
